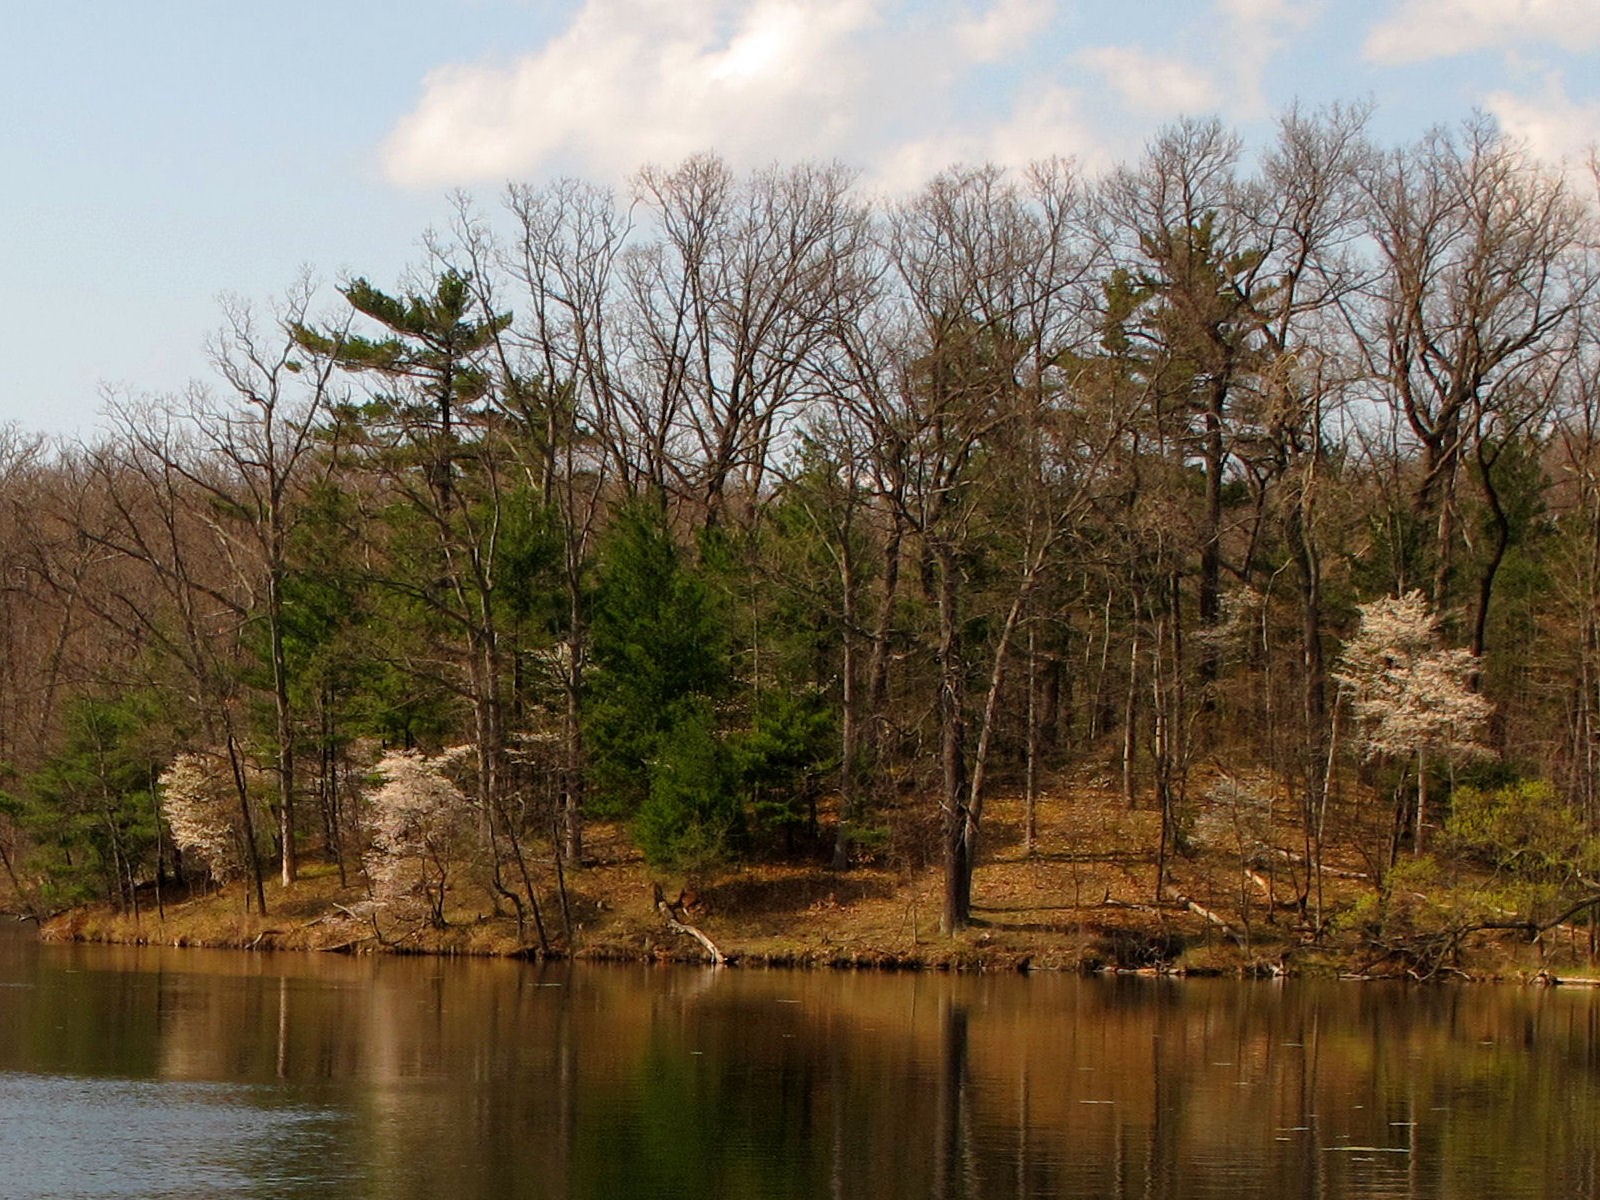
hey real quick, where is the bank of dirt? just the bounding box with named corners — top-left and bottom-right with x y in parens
top-left (29, 781), bottom-right (1600, 982)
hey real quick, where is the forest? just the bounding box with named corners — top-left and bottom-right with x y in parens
top-left (3, 105), bottom-right (1599, 962)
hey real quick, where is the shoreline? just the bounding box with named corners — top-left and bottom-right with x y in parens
top-left (19, 795), bottom-right (1600, 985)
top-left (28, 895), bottom-right (1599, 985)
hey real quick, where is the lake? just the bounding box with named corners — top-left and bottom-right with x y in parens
top-left (1, 921), bottom-right (1597, 1198)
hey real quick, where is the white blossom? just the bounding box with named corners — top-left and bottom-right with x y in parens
top-left (1334, 591), bottom-right (1492, 763)
top-left (159, 753), bottom-right (244, 882)
top-left (362, 747), bottom-right (474, 923)
top-left (1194, 585), bottom-right (1267, 661)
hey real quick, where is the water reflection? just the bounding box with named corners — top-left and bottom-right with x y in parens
top-left (1, 923), bottom-right (1598, 1199)
top-left (0, 1073), bottom-right (347, 1199)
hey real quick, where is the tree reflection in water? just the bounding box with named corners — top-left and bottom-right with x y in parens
top-left (0, 931), bottom-right (1596, 1199)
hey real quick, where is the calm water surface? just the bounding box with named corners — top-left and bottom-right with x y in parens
top-left (1, 921), bottom-right (1598, 1198)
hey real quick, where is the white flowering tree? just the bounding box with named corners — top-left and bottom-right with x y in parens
top-left (159, 752), bottom-right (245, 885)
top-left (1334, 591), bottom-right (1492, 858)
top-left (362, 747), bottom-right (474, 929)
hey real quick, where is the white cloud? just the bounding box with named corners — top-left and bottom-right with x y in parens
top-left (1215, 0), bottom-right (1317, 117)
top-left (1364, 0), bottom-right (1600, 65)
top-left (380, 0), bottom-right (1107, 191)
top-left (987, 84), bottom-right (1113, 173)
top-left (868, 83), bottom-right (1106, 193)
top-left (382, 0), bottom-right (883, 186)
top-left (1072, 0), bottom-right (1312, 124)
top-left (1218, 0), bottom-right (1296, 19)
top-left (1485, 75), bottom-right (1600, 165)
top-left (954, 0), bottom-right (1056, 62)
top-left (1075, 45), bottom-right (1220, 116)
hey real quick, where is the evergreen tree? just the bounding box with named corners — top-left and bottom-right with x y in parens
top-left (24, 694), bottom-right (166, 911)
top-left (585, 504), bottom-right (737, 868)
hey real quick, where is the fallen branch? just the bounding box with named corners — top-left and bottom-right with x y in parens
top-left (317, 903), bottom-right (378, 953)
top-left (1243, 870), bottom-right (1303, 912)
top-left (1356, 894), bottom-right (1600, 982)
top-left (1162, 888), bottom-right (1247, 946)
top-left (653, 884), bottom-right (726, 966)
top-left (1101, 898), bottom-right (1172, 918)
top-left (1271, 847), bottom-right (1368, 880)
top-left (1469, 893), bottom-right (1600, 941)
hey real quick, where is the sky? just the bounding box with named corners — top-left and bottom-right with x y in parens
top-left (2, 0), bottom-right (1596, 437)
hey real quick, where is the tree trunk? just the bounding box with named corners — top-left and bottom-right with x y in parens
top-left (1198, 375), bottom-right (1227, 697)
top-left (866, 512), bottom-right (905, 724)
top-left (561, 654), bottom-right (585, 864)
top-left (268, 561), bottom-right (297, 887)
top-left (1288, 493), bottom-right (1328, 917)
top-left (558, 472), bottom-right (594, 866)
top-left (226, 729), bottom-right (267, 916)
top-left (833, 542), bottom-right (859, 871)
top-left (969, 579), bottom-right (1033, 845)
top-left (1414, 749), bottom-right (1429, 856)
top-left (1122, 627), bottom-right (1140, 809)
top-left (1024, 623), bottom-right (1039, 857)
top-left (934, 543), bottom-right (973, 934)
top-left (1470, 438), bottom-right (1514, 682)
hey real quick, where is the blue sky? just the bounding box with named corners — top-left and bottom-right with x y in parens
top-left (3, 0), bottom-right (1596, 435)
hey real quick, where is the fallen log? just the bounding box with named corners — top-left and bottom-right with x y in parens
top-left (1271, 847), bottom-right (1369, 880)
top-left (1106, 892), bottom-right (1249, 946)
top-left (1162, 887), bottom-right (1247, 946)
top-left (1533, 973), bottom-right (1600, 987)
top-left (653, 884), bottom-right (726, 966)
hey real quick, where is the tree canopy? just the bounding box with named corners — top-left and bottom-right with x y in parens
top-left (3, 109), bottom-right (1599, 946)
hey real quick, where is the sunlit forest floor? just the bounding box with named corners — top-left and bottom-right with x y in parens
top-left (28, 770), bottom-right (1600, 981)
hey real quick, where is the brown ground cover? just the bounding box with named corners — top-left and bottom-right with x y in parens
top-left (30, 769), bottom-right (1600, 980)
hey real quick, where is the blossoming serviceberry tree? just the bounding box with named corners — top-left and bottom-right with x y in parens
top-left (1334, 591), bottom-right (1492, 860)
top-left (362, 747), bottom-right (474, 929)
top-left (159, 752), bottom-right (245, 886)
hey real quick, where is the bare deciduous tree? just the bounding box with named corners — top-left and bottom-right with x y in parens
top-left (1353, 117), bottom-right (1590, 615)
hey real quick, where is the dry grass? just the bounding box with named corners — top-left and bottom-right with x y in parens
top-left (34, 767), bottom-right (1600, 978)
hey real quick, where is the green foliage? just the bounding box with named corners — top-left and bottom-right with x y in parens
top-left (596, 509), bottom-right (725, 700)
top-left (633, 701), bottom-right (741, 874)
top-left (1334, 855), bottom-right (1491, 958)
top-left (292, 270), bottom-right (511, 413)
top-left (495, 489), bottom-right (567, 629)
top-left (1335, 782), bottom-right (1600, 968)
top-left (23, 694), bottom-right (167, 909)
top-left (591, 502), bottom-right (836, 869)
top-left (1099, 211), bottom-right (1275, 414)
top-left (585, 504), bottom-right (738, 867)
top-left (279, 486), bottom-right (455, 749)
top-left (733, 686), bottom-right (835, 834)
top-left (1445, 780), bottom-right (1600, 886)
top-left (741, 470), bottom-right (856, 705)
top-left (1367, 855), bottom-right (1453, 930)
